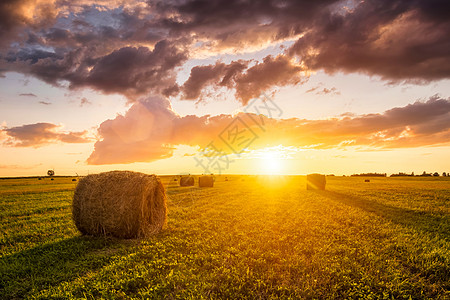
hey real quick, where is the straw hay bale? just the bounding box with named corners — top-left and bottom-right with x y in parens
top-left (306, 174), bottom-right (326, 190)
top-left (199, 175), bottom-right (214, 187)
top-left (72, 171), bottom-right (167, 238)
top-left (180, 176), bottom-right (194, 186)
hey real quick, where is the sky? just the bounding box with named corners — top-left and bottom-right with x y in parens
top-left (0, 0), bottom-right (449, 177)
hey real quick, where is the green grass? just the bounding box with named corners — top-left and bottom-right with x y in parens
top-left (1, 176), bottom-right (449, 299)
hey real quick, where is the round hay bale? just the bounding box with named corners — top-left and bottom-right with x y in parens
top-left (72, 178), bottom-right (77, 182)
top-left (306, 173), bottom-right (326, 190)
top-left (199, 175), bottom-right (214, 187)
top-left (72, 171), bottom-right (167, 238)
top-left (364, 179), bottom-right (370, 182)
top-left (180, 176), bottom-right (194, 186)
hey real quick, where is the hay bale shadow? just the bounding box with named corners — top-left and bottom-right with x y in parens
top-left (0, 236), bottom-right (130, 298)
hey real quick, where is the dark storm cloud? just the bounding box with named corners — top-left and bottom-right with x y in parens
top-left (288, 0), bottom-right (450, 81)
top-left (1, 0), bottom-right (450, 100)
top-left (9, 49), bottom-right (62, 64)
top-left (6, 40), bottom-right (188, 98)
top-left (160, 0), bottom-right (450, 98)
top-left (181, 60), bottom-right (248, 100)
top-left (1, 122), bottom-right (91, 147)
top-left (233, 55), bottom-right (304, 104)
top-left (69, 41), bottom-right (188, 98)
top-left (152, 0), bottom-right (337, 49)
top-left (181, 56), bottom-right (303, 104)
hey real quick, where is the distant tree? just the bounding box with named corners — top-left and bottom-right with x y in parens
top-left (47, 170), bottom-right (55, 177)
top-left (443, 172), bottom-right (447, 177)
top-left (391, 172), bottom-right (416, 177)
top-left (351, 173), bottom-right (386, 177)
top-left (433, 172), bottom-right (439, 177)
top-left (422, 171), bottom-right (427, 176)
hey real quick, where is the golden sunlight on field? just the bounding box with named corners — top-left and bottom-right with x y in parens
top-left (1, 175), bottom-right (449, 298)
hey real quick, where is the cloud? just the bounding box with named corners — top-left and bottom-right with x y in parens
top-left (80, 97), bottom-right (91, 106)
top-left (87, 96), bottom-right (178, 164)
top-left (318, 88), bottom-right (340, 95)
top-left (287, 0), bottom-right (450, 81)
top-left (305, 87), bottom-right (319, 93)
top-left (233, 55), bottom-right (305, 104)
top-left (19, 93), bottom-right (37, 97)
top-left (306, 86), bottom-right (340, 96)
top-left (5, 40), bottom-right (188, 99)
top-left (1, 123), bottom-right (92, 147)
top-left (155, 0), bottom-right (450, 82)
top-left (69, 41), bottom-right (187, 98)
top-left (0, 0), bottom-right (57, 45)
top-left (87, 95), bottom-right (450, 164)
top-left (38, 101), bottom-right (51, 105)
top-left (181, 55), bottom-right (304, 104)
top-left (182, 61), bottom-right (248, 100)
top-left (1, 0), bottom-right (450, 101)
top-left (153, 0), bottom-right (336, 51)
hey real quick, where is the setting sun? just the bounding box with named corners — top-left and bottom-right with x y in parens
top-left (260, 151), bottom-right (283, 175)
top-left (251, 147), bottom-right (290, 175)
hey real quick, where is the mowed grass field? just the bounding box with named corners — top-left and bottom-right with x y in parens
top-left (1, 175), bottom-right (449, 299)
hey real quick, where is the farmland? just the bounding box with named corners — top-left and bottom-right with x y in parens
top-left (1, 176), bottom-right (449, 299)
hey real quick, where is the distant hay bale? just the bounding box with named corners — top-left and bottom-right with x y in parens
top-left (199, 175), bottom-right (214, 187)
top-left (306, 174), bottom-right (326, 190)
top-left (51, 178), bottom-right (54, 181)
top-left (365, 179), bottom-right (370, 182)
top-left (179, 176), bottom-right (194, 186)
top-left (38, 177), bottom-right (42, 180)
top-left (72, 171), bottom-right (167, 239)
top-left (225, 177), bottom-right (228, 181)
top-left (72, 178), bottom-right (77, 182)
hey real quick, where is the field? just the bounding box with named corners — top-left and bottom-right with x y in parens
top-left (1, 175), bottom-right (449, 299)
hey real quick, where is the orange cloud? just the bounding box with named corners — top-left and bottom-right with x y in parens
top-left (87, 95), bottom-right (450, 165)
top-left (0, 0), bottom-right (57, 45)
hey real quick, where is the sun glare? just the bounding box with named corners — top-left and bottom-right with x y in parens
top-left (253, 147), bottom-right (290, 175)
top-left (260, 151), bottom-right (283, 174)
